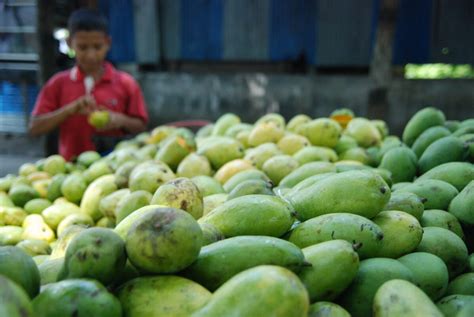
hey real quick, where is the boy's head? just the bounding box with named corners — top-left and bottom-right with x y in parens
top-left (68, 8), bottom-right (108, 36)
top-left (67, 8), bottom-right (111, 75)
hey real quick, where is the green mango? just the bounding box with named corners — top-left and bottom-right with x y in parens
top-left (379, 147), bottom-right (418, 183)
top-left (391, 181), bottom-right (412, 191)
top-left (43, 155), bottom-right (66, 176)
top-left (247, 122), bottom-right (285, 147)
top-left (0, 226), bottom-right (23, 245)
top-left (113, 205), bottom-right (160, 239)
top-left (421, 209), bottom-right (464, 239)
top-left (9, 184), bottom-right (39, 208)
top-left (297, 118), bottom-right (342, 148)
top-left (255, 113), bottom-right (286, 129)
top-left (445, 120), bottom-right (461, 133)
top-left (118, 276), bottom-right (211, 317)
top-left (279, 161), bottom-right (336, 188)
top-left (416, 162), bottom-right (474, 191)
top-left (23, 198), bottom-right (51, 214)
top-left (411, 126), bottom-right (451, 158)
top-left (334, 135), bottom-right (358, 154)
top-left (308, 302), bottom-right (350, 317)
top-left (83, 160), bottom-right (113, 184)
top-left (21, 214), bottom-right (55, 243)
top-left (192, 265), bottom-right (309, 317)
top-left (397, 179), bottom-right (459, 210)
top-left (372, 119), bottom-right (389, 138)
top-left (60, 173), bottom-right (87, 204)
top-left (56, 213), bottom-right (94, 237)
top-left (191, 175), bottom-right (225, 197)
top-left (344, 118), bottom-right (381, 148)
top-left (38, 258), bottom-right (64, 285)
top-left (277, 133), bottom-right (310, 155)
top-left (299, 240), bottom-right (359, 302)
top-left (16, 239), bottom-right (51, 257)
top-left (42, 201), bottom-right (81, 230)
top-left (373, 279), bottom-right (443, 317)
top-left (199, 223), bottom-right (224, 246)
top-left (398, 252), bottom-right (449, 300)
top-left (95, 216), bottom-right (115, 228)
top-left (383, 191), bottom-right (424, 220)
top-left (32, 279), bottom-right (122, 317)
top-left (49, 225), bottom-right (87, 259)
top-left (32, 254), bottom-right (49, 266)
top-left (284, 172), bottom-right (336, 200)
top-left (224, 123), bottom-right (253, 138)
top-left (0, 191), bottom-right (14, 207)
top-left (202, 193), bottom-right (228, 216)
top-left (46, 173), bottom-right (66, 202)
top-left (416, 227), bottom-right (468, 278)
top-left (419, 136), bottom-right (468, 174)
top-left (128, 160), bottom-right (175, 193)
top-left (289, 170), bottom-right (390, 221)
top-left (177, 153), bottom-right (213, 178)
top-left (244, 142), bottom-right (282, 169)
top-left (98, 188), bottom-right (130, 219)
top-left (337, 258), bottom-right (413, 317)
top-left (0, 174), bottom-right (15, 192)
top-left (197, 136), bottom-right (245, 169)
top-left (262, 154), bottom-right (300, 185)
top-left (77, 150), bottom-right (101, 167)
top-left (58, 228), bottom-right (126, 285)
top-left (0, 246), bottom-right (40, 298)
top-left (199, 195), bottom-right (294, 238)
top-left (402, 107), bottom-right (446, 146)
top-left (0, 206), bottom-right (27, 226)
top-left (293, 146), bottom-right (338, 164)
top-left (373, 210), bottom-right (423, 258)
top-left (223, 169), bottom-right (270, 192)
top-left (287, 114), bottom-right (311, 132)
top-left (155, 135), bottom-right (192, 171)
top-left (151, 177), bottom-right (203, 219)
top-left (0, 275), bottom-right (33, 317)
top-left (182, 236), bottom-right (305, 291)
top-left (115, 190), bottom-right (152, 224)
top-left (339, 147), bottom-right (371, 165)
top-left (288, 213), bottom-right (383, 259)
top-left (437, 295), bottom-right (474, 317)
top-left (212, 113), bottom-right (241, 136)
top-left (449, 180), bottom-right (474, 226)
top-left (114, 160), bottom-right (139, 188)
top-left (227, 179), bottom-right (274, 200)
top-left (446, 273), bottom-right (474, 296)
top-left (126, 207), bottom-right (202, 274)
top-left (80, 175), bottom-right (117, 221)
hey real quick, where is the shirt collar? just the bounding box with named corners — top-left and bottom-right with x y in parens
top-left (70, 62), bottom-right (115, 83)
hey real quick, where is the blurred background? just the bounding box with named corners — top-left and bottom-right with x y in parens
top-left (1, 0), bottom-right (474, 172)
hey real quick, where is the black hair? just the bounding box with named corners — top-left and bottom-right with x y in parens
top-left (68, 8), bottom-right (108, 36)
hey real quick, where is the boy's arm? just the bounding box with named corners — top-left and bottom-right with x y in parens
top-left (101, 112), bottom-right (146, 134)
top-left (29, 96), bottom-right (96, 136)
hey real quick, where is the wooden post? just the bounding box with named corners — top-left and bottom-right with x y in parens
top-left (37, 0), bottom-right (59, 155)
top-left (368, 0), bottom-right (400, 120)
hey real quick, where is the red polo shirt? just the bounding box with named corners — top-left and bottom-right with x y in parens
top-left (32, 62), bottom-right (148, 161)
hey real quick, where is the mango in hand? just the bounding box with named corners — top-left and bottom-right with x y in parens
top-left (88, 110), bottom-right (110, 129)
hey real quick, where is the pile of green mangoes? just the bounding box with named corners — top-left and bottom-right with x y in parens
top-left (1, 107), bottom-right (474, 317)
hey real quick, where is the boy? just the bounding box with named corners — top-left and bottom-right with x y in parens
top-left (29, 8), bottom-right (148, 161)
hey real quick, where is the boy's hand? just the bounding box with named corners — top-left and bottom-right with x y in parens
top-left (67, 95), bottom-right (97, 115)
top-left (96, 111), bottom-right (127, 131)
